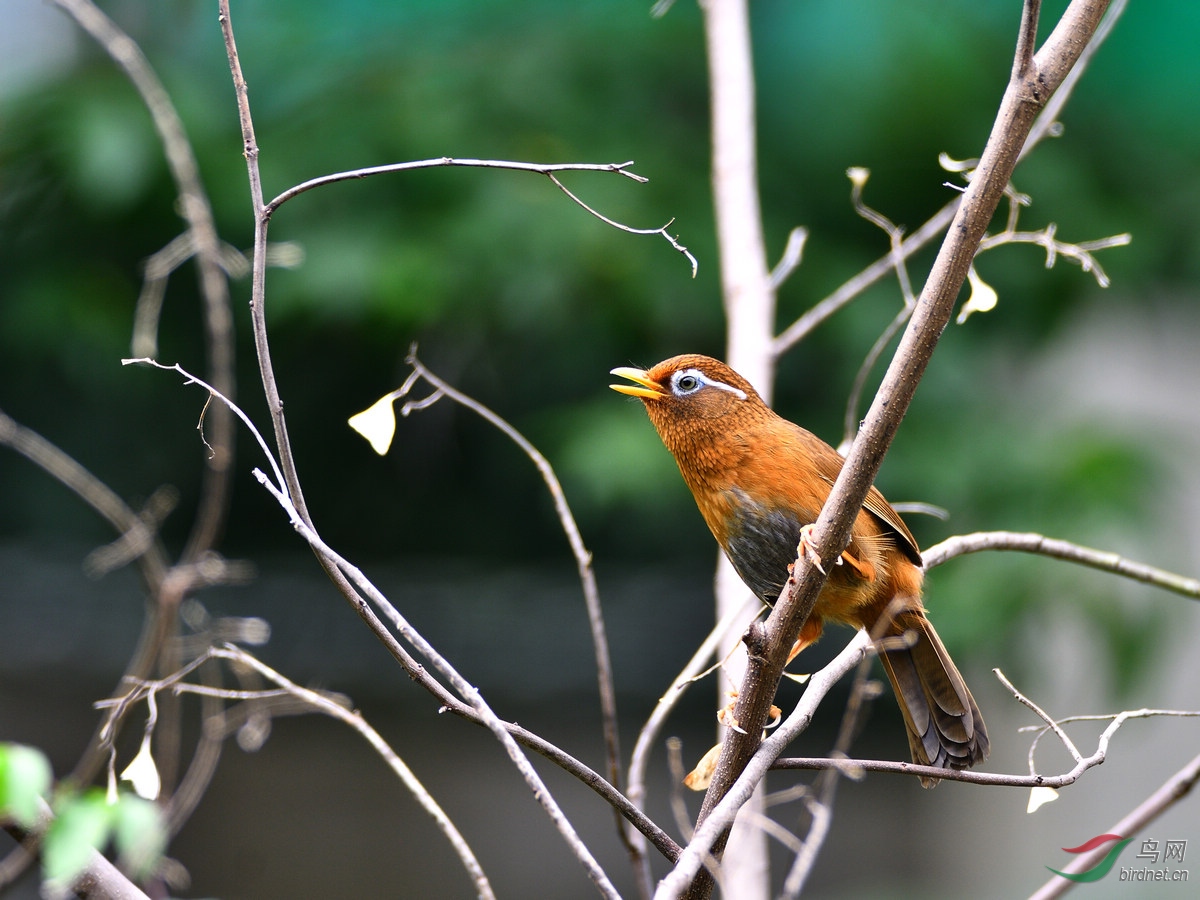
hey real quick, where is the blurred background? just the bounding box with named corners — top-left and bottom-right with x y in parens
top-left (1, 0), bottom-right (1198, 897)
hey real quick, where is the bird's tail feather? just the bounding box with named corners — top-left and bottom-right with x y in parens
top-left (875, 608), bottom-right (989, 787)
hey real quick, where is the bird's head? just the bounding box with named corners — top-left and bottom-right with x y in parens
top-left (610, 354), bottom-right (768, 459)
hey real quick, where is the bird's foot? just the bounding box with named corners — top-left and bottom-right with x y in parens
top-left (717, 692), bottom-right (782, 735)
top-left (796, 523), bottom-right (825, 574)
top-left (717, 692), bottom-right (746, 733)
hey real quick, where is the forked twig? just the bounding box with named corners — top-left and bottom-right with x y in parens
top-left (103, 645), bottom-right (497, 900)
top-left (126, 353), bottom-right (629, 896)
top-left (773, 0), bottom-right (1129, 355)
top-left (393, 348), bottom-right (637, 862)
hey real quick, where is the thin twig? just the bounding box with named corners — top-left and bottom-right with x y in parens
top-left (253, 471), bottom-right (623, 898)
top-left (625, 593), bottom-right (761, 894)
top-left (1028, 751), bottom-right (1200, 900)
top-left (655, 632), bottom-right (874, 899)
top-left (267, 158), bottom-right (647, 213)
top-left (261, 157), bottom-right (697, 275)
top-left (50, 0), bottom-right (236, 565)
top-left (398, 349), bottom-right (635, 861)
top-left (545, 173), bottom-right (698, 276)
top-left (978, 226), bottom-right (1132, 288)
top-left (923, 531), bottom-right (1200, 601)
top-left (775, 706), bottom-right (1199, 788)
top-left (774, 199), bottom-right (958, 355)
top-left (769, 227), bottom-right (809, 290)
top-left (840, 304), bottom-right (911, 449)
top-left (995, 668), bottom-right (1085, 765)
top-left (124, 384), bottom-right (679, 874)
top-left (216, 647), bottom-right (497, 900)
top-left (772, 0), bottom-right (1128, 355)
top-left (779, 611), bottom-right (899, 898)
top-left (627, 594), bottom-right (762, 815)
top-left (131, 348), bottom-right (623, 896)
top-left (212, 9), bottom-right (682, 885)
top-left (99, 646), bottom-right (497, 900)
top-left (46, 0), bottom-right (239, 828)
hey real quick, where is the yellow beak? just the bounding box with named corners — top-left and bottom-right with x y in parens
top-left (609, 366), bottom-right (666, 401)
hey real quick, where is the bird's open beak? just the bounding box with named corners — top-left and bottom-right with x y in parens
top-left (609, 366), bottom-right (665, 401)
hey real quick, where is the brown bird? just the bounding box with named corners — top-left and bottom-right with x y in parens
top-left (610, 354), bottom-right (988, 781)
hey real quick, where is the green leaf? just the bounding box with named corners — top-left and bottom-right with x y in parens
top-left (0, 743), bottom-right (53, 828)
top-left (112, 795), bottom-right (166, 880)
top-left (43, 789), bottom-right (114, 890)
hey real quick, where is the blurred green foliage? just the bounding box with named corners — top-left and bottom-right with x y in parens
top-left (1, 0), bottom-right (1196, 686)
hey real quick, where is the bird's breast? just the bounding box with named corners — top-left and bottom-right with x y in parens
top-left (702, 486), bottom-right (888, 617)
top-left (708, 488), bottom-right (817, 604)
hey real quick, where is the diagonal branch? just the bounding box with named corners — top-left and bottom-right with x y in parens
top-left (669, 3), bottom-right (1114, 897)
top-left (773, 0), bottom-right (1129, 355)
top-left (1028, 751), bottom-right (1200, 899)
top-left (127, 355), bottom-right (669, 893)
top-left (396, 349), bottom-right (634, 863)
top-left (107, 645), bottom-right (498, 900)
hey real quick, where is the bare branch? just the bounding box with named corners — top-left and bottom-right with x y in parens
top-left (978, 225), bottom-right (1132, 288)
top-left (259, 156), bottom-right (696, 274)
top-left (208, 18), bottom-right (679, 883)
top-left (128, 341), bottom-right (624, 896)
top-left (774, 694), bottom-right (1200, 789)
top-left (253, 471), bottom-right (623, 898)
top-left (774, 199), bottom-right (957, 355)
top-left (768, 227), bottom-right (809, 290)
top-left (1028, 751), bottom-right (1200, 900)
top-left (51, 0), bottom-right (236, 564)
top-left (994, 668), bottom-right (1085, 765)
top-left (839, 305), bottom-right (910, 450)
top-left (216, 647), bottom-right (497, 900)
top-left (678, 4), bottom-right (1115, 897)
top-left (778, 610), bottom-right (907, 898)
top-left (546, 173), bottom-right (698, 276)
top-left (0, 410), bottom-right (169, 588)
top-left (923, 531), bottom-right (1200, 601)
top-left (266, 157), bottom-right (645, 212)
top-left (627, 595), bottom-right (762, 816)
top-left (655, 632), bottom-right (873, 898)
top-left (773, 0), bottom-right (1130, 355)
top-left (397, 349), bottom-right (637, 862)
top-left (281, 492), bottom-right (627, 887)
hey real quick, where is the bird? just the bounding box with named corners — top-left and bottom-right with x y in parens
top-left (610, 353), bottom-right (988, 782)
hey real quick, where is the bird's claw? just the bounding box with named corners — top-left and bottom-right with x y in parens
top-left (797, 524), bottom-right (825, 574)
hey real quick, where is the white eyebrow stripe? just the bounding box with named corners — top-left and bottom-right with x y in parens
top-left (690, 370), bottom-right (746, 401)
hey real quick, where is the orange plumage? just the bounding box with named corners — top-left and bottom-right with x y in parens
top-left (611, 354), bottom-right (988, 781)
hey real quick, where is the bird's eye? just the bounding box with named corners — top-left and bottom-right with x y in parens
top-left (674, 372), bottom-right (702, 394)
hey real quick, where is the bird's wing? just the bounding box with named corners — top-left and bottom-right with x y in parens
top-left (862, 483), bottom-right (922, 565)
top-left (788, 423), bottom-right (923, 566)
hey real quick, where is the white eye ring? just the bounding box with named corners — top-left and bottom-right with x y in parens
top-left (670, 368), bottom-right (747, 400)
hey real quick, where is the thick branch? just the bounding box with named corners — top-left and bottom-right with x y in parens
top-left (773, 0), bottom-right (1128, 355)
top-left (674, 3), bottom-right (1112, 897)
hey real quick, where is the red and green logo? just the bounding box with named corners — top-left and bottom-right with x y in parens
top-left (1046, 833), bottom-right (1133, 882)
